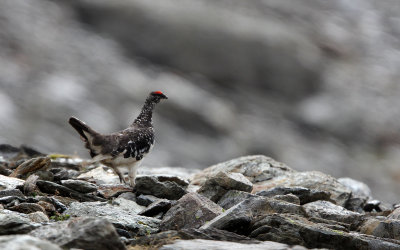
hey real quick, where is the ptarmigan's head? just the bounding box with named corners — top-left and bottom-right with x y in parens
top-left (149, 91), bottom-right (168, 103)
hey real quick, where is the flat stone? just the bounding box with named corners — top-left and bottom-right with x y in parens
top-left (0, 174), bottom-right (25, 190)
top-left (10, 157), bottom-right (51, 178)
top-left (0, 235), bottom-right (61, 250)
top-left (30, 217), bottom-right (126, 250)
top-left (160, 193), bottom-right (223, 231)
top-left (28, 211), bottom-right (49, 223)
top-left (0, 213), bottom-right (38, 235)
top-left (160, 239), bottom-right (308, 250)
top-left (201, 196), bottom-right (303, 235)
top-left (97, 184), bottom-right (132, 199)
top-left (273, 194), bottom-right (301, 205)
top-left (250, 213), bottom-right (400, 249)
top-left (77, 166), bottom-right (120, 184)
top-left (139, 199), bottom-right (174, 217)
top-left (197, 171), bottom-right (253, 202)
top-left (388, 207), bottom-right (400, 220)
top-left (61, 179), bottom-right (97, 193)
top-left (0, 189), bottom-right (25, 198)
top-left (51, 168), bottom-right (80, 182)
top-left (117, 192), bottom-right (136, 202)
top-left (191, 155), bottom-right (294, 186)
top-left (360, 217), bottom-right (400, 241)
top-left (136, 175), bottom-right (187, 200)
top-left (217, 190), bottom-right (258, 210)
top-left (303, 200), bottom-right (363, 227)
top-left (64, 199), bottom-right (159, 236)
top-left (38, 197), bottom-right (68, 213)
top-left (256, 186), bottom-right (331, 205)
top-left (253, 171), bottom-right (351, 207)
top-left (136, 194), bottom-right (159, 206)
top-left (36, 180), bottom-right (105, 202)
top-left (9, 202), bottom-right (46, 214)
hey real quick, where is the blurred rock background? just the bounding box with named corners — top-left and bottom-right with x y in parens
top-left (1, 0), bottom-right (400, 203)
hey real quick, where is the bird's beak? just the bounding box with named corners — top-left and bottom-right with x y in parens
top-left (161, 94), bottom-right (168, 99)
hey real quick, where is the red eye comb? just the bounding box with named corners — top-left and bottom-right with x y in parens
top-left (153, 91), bottom-right (163, 95)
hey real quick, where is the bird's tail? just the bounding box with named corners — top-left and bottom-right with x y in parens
top-left (68, 117), bottom-right (97, 143)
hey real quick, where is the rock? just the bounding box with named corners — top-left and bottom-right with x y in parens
top-left (97, 184), bottom-right (132, 199)
top-left (256, 186), bottom-right (331, 205)
top-left (64, 199), bottom-right (159, 236)
top-left (303, 200), bottom-right (363, 227)
top-left (0, 174), bottom-right (25, 190)
top-left (191, 155), bottom-right (294, 186)
top-left (60, 179), bottom-right (97, 193)
top-left (38, 197), bottom-right (68, 213)
top-left (0, 213), bottom-right (38, 235)
top-left (30, 217), bottom-right (126, 250)
top-left (0, 188), bottom-right (25, 198)
top-left (388, 207), bottom-right (400, 220)
top-left (253, 171), bottom-right (351, 207)
top-left (117, 192), bottom-right (136, 202)
top-left (36, 180), bottom-right (105, 202)
top-left (360, 217), bottom-right (400, 240)
top-left (9, 202), bottom-right (46, 214)
top-left (217, 190), bottom-right (257, 210)
top-left (272, 194), bottom-right (301, 205)
top-left (23, 174), bottom-right (39, 195)
top-left (364, 200), bottom-right (382, 212)
top-left (197, 171), bottom-right (253, 202)
top-left (51, 168), bottom-right (80, 182)
top-left (28, 211), bottom-right (49, 223)
top-left (37, 200), bottom-right (56, 215)
top-left (160, 193), bottom-right (223, 231)
top-left (131, 228), bottom-right (259, 246)
top-left (0, 235), bottom-right (61, 250)
top-left (10, 157), bottom-right (51, 178)
top-left (77, 166), bottom-right (120, 184)
top-left (338, 177), bottom-right (372, 198)
top-left (136, 175), bottom-right (187, 200)
top-left (136, 194), bottom-right (159, 206)
top-left (250, 213), bottom-right (400, 249)
top-left (159, 239), bottom-right (308, 250)
top-left (0, 196), bottom-right (26, 207)
top-left (201, 196), bottom-right (303, 235)
top-left (139, 199), bottom-right (174, 217)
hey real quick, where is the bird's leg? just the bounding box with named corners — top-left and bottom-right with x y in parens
top-left (113, 167), bottom-right (127, 184)
top-left (128, 164), bottom-right (139, 187)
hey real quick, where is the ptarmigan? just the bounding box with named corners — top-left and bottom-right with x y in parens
top-left (68, 91), bottom-right (168, 186)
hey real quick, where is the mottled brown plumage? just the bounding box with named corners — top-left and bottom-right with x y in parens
top-left (69, 91), bottom-right (167, 186)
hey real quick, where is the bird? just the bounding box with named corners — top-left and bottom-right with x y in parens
top-left (68, 91), bottom-right (168, 187)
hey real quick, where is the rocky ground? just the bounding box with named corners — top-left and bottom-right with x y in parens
top-left (0, 144), bottom-right (399, 249)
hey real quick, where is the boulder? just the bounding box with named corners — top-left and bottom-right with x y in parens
top-left (197, 171), bottom-right (253, 202)
top-left (64, 199), bottom-right (159, 236)
top-left (60, 179), bottom-right (97, 193)
top-left (30, 217), bottom-right (126, 250)
top-left (160, 193), bottom-right (223, 231)
top-left (136, 175), bottom-right (188, 200)
top-left (0, 235), bottom-right (61, 250)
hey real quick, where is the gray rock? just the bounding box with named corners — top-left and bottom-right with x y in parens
top-left (0, 213), bottom-right (38, 235)
top-left (388, 207), bottom-right (400, 220)
top-left (30, 217), bottom-right (126, 250)
top-left (160, 239), bottom-right (308, 250)
top-left (272, 194), bottom-right (301, 205)
top-left (64, 199), bottom-right (159, 236)
top-left (28, 211), bottom-right (49, 223)
top-left (136, 175), bottom-right (187, 200)
top-left (191, 155), bottom-right (294, 186)
top-left (303, 200), bottom-right (363, 227)
top-left (139, 199), bottom-right (174, 217)
top-left (9, 157), bottom-right (51, 178)
top-left (9, 202), bottom-right (46, 214)
top-left (161, 193), bottom-right (223, 231)
top-left (117, 192), bottom-right (136, 202)
top-left (136, 194), bottom-right (159, 206)
top-left (0, 235), bottom-right (61, 250)
top-left (251, 214), bottom-right (400, 249)
top-left (201, 196), bottom-right (303, 235)
top-left (0, 175), bottom-right (25, 190)
top-left (51, 168), bottom-right (80, 182)
top-left (338, 177), bottom-right (372, 198)
top-left (77, 166), bottom-right (120, 185)
top-left (0, 189), bottom-right (25, 198)
top-left (253, 171), bottom-right (351, 207)
top-left (197, 171), bottom-right (253, 202)
top-left (217, 190), bottom-right (257, 210)
top-left (256, 186), bottom-right (331, 205)
top-left (36, 180), bottom-right (105, 202)
top-left (97, 184), bottom-right (132, 199)
top-left (61, 179), bottom-right (97, 193)
top-left (360, 217), bottom-right (400, 241)
top-left (364, 200), bottom-right (382, 212)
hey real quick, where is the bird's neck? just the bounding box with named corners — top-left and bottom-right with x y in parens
top-left (133, 98), bottom-right (155, 127)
